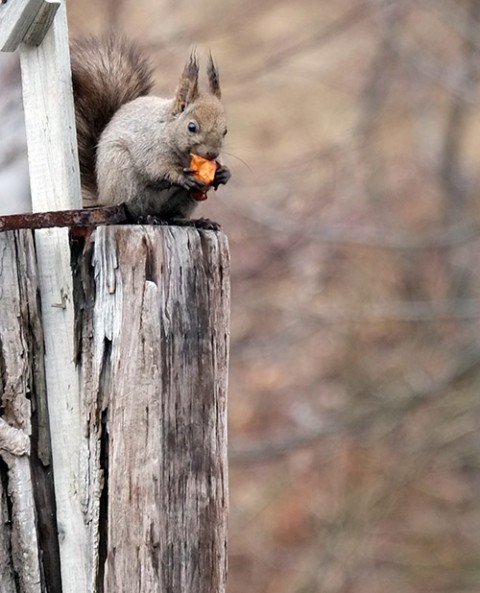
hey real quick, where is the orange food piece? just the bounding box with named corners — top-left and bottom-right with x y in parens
top-left (190, 154), bottom-right (217, 185)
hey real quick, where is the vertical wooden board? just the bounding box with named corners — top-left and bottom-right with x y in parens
top-left (23, 1), bottom-right (61, 47)
top-left (33, 228), bottom-right (89, 592)
top-left (80, 226), bottom-right (230, 593)
top-left (0, 0), bottom-right (47, 52)
top-left (19, 0), bottom-right (81, 212)
top-left (19, 2), bottom-right (88, 590)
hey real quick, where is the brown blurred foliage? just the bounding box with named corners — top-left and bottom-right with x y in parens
top-left (3, 0), bottom-right (480, 591)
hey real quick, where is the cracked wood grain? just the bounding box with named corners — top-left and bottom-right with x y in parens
top-left (0, 229), bottom-right (60, 593)
top-left (74, 225), bottom-right (230, 593)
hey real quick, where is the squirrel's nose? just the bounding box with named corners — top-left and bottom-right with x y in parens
top-left (205, 151), bottom-right (219, 161)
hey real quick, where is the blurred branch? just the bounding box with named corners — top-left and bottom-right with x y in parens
top-left (308, 223), bottom-right (480, 250)
top-left (230, 347), bottom-right (480, 465)
top-left (254, 298), bottom-right (480, 323)
top-left (356, 44), bottom-right (393, 206)
top-left (229, 3), bottom-right (370, 86)
top-left (439, 0), bottom-right (480, 220)
top-left (357, 2), bottom-right (409, 207)
top-left (421, 0), bottom-right (480, 50)
top-left (225, 197), bottom-right (480, 249)
top-left (436, 1), bottom-right (480, 302)
top-left (147, 0), bottom-right (286, 51)
top-left (105, 0), bottom-right (124, 27)
top-left (368, 0), bottom-right (480, 104)
top-left (230, 423), bottom-right (339, 465)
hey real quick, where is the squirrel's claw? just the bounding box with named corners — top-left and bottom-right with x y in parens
top-left (213, 164), bottom-right (231, 188)
top-left (167, 217), bottom-right (221, 231)
top-left (191, 217), bottom-right (221, 231)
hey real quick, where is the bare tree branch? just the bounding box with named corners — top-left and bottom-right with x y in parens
top-left (230, 347), bottom-right (480, 464)
top-left (368, 0), bottom-right (480, 104)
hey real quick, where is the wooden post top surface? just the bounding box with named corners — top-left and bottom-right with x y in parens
top-left (0, 0), bottom-right (60, 52)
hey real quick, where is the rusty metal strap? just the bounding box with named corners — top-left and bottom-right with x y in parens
top-left (0, 205), bottom-right (128, 232)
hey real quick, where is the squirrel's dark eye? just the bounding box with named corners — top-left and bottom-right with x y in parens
top-left (187, 121), bottom-right (197, 133)
top-left (223, 128), bottom-right (228, 137)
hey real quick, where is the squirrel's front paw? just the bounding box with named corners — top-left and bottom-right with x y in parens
top-left (213, 164), bottom-right (231, 188)
top-left (181, 168), bottom-right (209, 192)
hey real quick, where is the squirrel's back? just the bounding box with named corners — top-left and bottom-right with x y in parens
top-left (70, 36), bottom-right (153, 199)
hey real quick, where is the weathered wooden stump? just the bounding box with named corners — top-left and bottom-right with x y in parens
top-left (0, 225), bottom-right (230, 593)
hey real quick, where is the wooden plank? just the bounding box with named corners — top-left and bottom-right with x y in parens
top-left (73, 226), bottom-right (230, 593)
top-left (0, 0), bottom-right (52, 52)
top-left (24, 0), bottom-right (60, 47)
top-left (18, 2), bottom-right (88, 592)
top-left (19, 1), bottom-right (81, 212)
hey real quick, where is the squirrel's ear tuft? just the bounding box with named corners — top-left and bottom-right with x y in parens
top-left (207, 53), bottom-right (221, 99)
top-left (172, 50), bottom-right (199, 114)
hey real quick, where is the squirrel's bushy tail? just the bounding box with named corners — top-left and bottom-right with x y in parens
top-left (71, 36), bottom-right (153, 198)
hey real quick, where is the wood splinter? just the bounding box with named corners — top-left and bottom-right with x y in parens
top-left (0, 417), bottom-right (30, 456)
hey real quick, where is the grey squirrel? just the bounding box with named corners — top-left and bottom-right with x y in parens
top-left (70, 36), bottom-right (231, 226)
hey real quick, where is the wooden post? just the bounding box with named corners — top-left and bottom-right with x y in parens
top-left (0, 225), bottom-right (230, 592)
top-left (74, 226), bottom-right (230, 592)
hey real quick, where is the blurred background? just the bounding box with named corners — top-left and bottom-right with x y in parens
top-left (2, 0), bottom-right (480, 591)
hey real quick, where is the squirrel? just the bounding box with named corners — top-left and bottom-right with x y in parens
top-left (70, 36), bottom-right (231, 227)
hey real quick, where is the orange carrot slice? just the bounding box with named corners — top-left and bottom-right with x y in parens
top-left (189, 154), bottom-right (218, 201)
